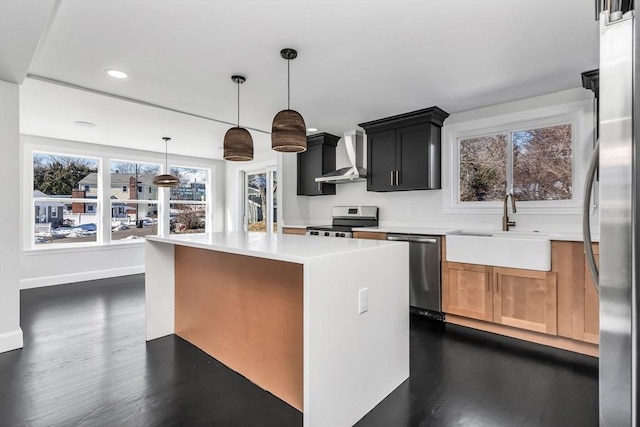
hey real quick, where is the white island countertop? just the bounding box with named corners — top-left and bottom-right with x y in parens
top-left (146, 232), bottom-right (404, 264)
top-left (145, 231), bottom-right (409, 427)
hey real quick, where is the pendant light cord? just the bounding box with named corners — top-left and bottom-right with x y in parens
top-left (163, 137), bottom-right (170, 174)
top-left (237, 80), bottom-right (240, 127)
top-left (287, 59), bottom-right (290, 109)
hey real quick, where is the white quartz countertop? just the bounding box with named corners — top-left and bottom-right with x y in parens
top-left (352, 226), bottom-right (458, 236)
top-left (146, 232), bottom-right (405, 264)
top-left (282, 224), bottom-right (598, 242)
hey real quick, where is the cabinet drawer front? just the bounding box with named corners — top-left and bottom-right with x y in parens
top-left (493, 268), bottom-right (557, 335)
top-left (442, 262), bottom-right (492, 321)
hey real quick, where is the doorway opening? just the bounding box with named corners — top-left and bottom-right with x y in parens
top-left (244, 167), bottom-right (277, 234)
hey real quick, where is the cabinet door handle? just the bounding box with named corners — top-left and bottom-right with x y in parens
top-left (390, 171), bottom-right (394, 186)
top-left (486, 272), bottom-right (490, 292)
top-left (395, 170), bottom-right (399, 186)
top-left (317, 182), bottom-right (322, 192)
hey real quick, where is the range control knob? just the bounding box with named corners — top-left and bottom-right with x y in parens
top-left (324, 232), bottom-right (330, 236)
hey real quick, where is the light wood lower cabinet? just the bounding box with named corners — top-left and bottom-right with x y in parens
top-left (353, 231), bottom-right (387, 240)
top-left (581, 244), bottom-right (599, 343)
top-left (282, 227), bottom-right (307, 235)
top-left (492, 267), bottom-right (557, 335)
top-left (443, 239), bottom-right (599, 356)
top-left (441, 262), bottom-right (492, 322)
top-left (553, 241), bottom-right (599, 344)
top-left (442, 262), bottom-right (557, 335)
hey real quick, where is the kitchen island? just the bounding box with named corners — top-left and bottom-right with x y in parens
top-left (145, 232), bottom-right (409, 427)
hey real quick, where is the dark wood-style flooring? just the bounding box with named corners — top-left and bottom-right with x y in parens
top-left (0, 275), bottom-right (598, 426)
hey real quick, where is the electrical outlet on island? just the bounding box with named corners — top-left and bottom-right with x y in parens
top-left (358, 288), bottom-right (368, 314)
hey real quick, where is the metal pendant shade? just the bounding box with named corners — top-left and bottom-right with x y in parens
top-left (272, 48), bottom-right (307, 153)
top-left (153, 137), bottom-right (180, 187)
top-left (224, 75), bottom-right (253, 161)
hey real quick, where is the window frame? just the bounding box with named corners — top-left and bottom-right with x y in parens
top-left (25, 142), bottom-right (215, 251)
top-left (168, 164), bottom-right (211, 235)
top-left (30, 150), bottom-right (102, 248)
top-left (108, 159), bottom-right (162, 242)
top-left (243, 166), bottom-right (277, 235)
top-left (444, 99), bottom-right (593, 215)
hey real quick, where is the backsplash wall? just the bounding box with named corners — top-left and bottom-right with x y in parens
top-left (281, 88), bottom-right (599, 234)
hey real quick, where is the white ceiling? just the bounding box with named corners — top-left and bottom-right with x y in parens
top-left (4, 1), bottom-right (599, 160)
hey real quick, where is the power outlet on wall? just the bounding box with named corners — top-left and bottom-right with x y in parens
top-left (407, 204), bottom-right (415, 214)
top-left (358, 288), bottom-right (368, 314)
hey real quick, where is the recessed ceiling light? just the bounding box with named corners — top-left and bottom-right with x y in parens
top-left (106, 69), bottom-right (129, 79)
top-left (74, 121), bottom-right (96, 127)
top-left (307, 128), bottom-right (318, 132)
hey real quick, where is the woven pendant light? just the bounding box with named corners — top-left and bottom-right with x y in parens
top-left (152, 137), bottom-right (180, 187)
top-left (224, 75), bottom-right (254, 161)
top-left (272, 48), bottom-right (307, 153)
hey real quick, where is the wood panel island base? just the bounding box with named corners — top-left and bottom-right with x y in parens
top-left (145, 233), bottom-right (410, 427)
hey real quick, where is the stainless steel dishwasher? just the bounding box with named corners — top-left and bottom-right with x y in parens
top-left (386, 233), bottom-right (442, 320)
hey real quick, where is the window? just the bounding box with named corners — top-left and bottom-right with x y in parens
top-left (28, 146), bottom-right (214, 250)
top-left (170, 166), bottom-right (208, 235)
top-left (244, 168), bottom-right (277, 234)
top-left (33, 153), bottom-right (99, 246)
top-left (456, 123), bottom-right (573, 204)
top-left (109, 160), bottom-right (160, 241)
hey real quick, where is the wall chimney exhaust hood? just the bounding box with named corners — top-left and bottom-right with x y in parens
top-left (315, 130), bottom-right (366, 184)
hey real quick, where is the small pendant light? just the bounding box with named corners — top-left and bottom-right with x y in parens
top-left (152, 137), bottom-right (180, 187)
top-left (224, 75), bottom-right (254, 161)
top-left (271, 48), bottom-right (307, 153)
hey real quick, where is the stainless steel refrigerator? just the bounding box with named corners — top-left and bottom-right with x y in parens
top-left (592, 3), bottom-right (638, 425)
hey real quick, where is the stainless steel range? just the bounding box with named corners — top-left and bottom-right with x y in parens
top-left (306, 206), bottom-right (378, 238)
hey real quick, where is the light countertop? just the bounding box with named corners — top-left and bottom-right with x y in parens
top-left (282, 224), bottom-right (598, 242)
top-left (146, 232), bottom-right (405, 264)
top-left (353, 226), bottom-right (458, 236)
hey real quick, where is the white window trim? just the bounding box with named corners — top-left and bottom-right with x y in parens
top-left (442, 98), bottom-right (594, 215)
top-left (242, 165), bottom-right (277, 235)
top-left (24, 139), bottom-right (217, 251)
top-left (169, 164), bottom-right (212, 234)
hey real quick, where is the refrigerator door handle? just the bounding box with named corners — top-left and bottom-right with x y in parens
top-left (582, 139), bottom-right (600, 292)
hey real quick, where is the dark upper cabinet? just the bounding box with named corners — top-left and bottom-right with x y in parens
top-left (359, 107), bottom-right (449, 192)
top-left (297, 133), bottom-right (340, 196)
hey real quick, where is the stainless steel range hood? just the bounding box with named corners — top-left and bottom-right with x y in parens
top-left (315, 130), bottom-right (366, 184)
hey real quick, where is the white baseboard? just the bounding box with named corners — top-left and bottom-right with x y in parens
top-left (0, 328), bottom-right (24, 353)
top-left (19, 265), bottom-right (145, 289)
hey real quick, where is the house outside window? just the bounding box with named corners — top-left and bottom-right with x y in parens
top-left (109, 160), bottom-right (160, 241)
top-left (28, 146), bottom-right (215, 249)
top-left (32, 153), bottom-right (99, 245)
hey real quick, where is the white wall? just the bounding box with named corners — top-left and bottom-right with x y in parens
top-left (282, 88), bottom-right (599, 233)
top-left (0, 81), bottom-right (23, 352)
top-left (20, 134), bottom-right (225, 289)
